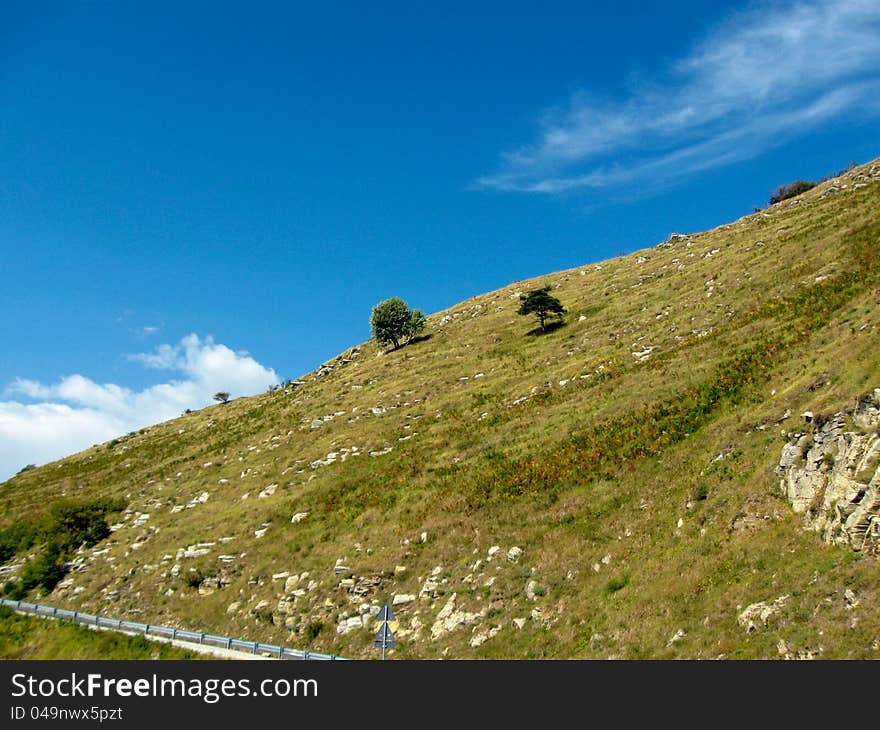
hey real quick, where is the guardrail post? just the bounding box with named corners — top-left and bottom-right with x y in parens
top-left (303, 650), bottom-right (309, 661)
top-left (73, 611), bottom-right (78, 623)
top-left (198, 633), bottom-right (204, 645)
top-left (144, 624), bottom-right (150, 636)
top-left (227, 638), bottom-right (232, 650)
top-left (171, 629), bottom-right (177, 641)
top-left (252, 642), bottom-right (257, 654)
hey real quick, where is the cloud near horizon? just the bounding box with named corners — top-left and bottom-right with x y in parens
top-left (0, 334), bottom-right (279, 482)
top-left (474, 0), bottom-right (880, 194)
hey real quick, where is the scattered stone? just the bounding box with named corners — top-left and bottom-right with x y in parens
top-left (737, 595), bottom-right (790, 632)
top-left (667, 629), bottom-right (687, 647)
top-left (844, 588), bottom-right (859, 609)
top-left (258, 484), bottom-right (278, 498)
top-left (290, 512), bottom-right (309, 524)
top-left (430, 593), bottom-right (483, 640)
top-left (392, 594), bottom-right (416, 606)
top-left (470, 626), bottom-right (501, 647)
top-left (336, 616), bottom-right (364, 635)
top-left (512, 617), bottom-right (527, 630)
top-left (487, 546), bottom-right (501, 559)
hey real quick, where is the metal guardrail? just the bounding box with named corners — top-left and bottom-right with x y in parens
top-left (0, 598), bottom-right (347, 661)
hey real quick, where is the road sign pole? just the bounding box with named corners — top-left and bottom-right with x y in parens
top-left (374, 602), bottom-right (397, 660)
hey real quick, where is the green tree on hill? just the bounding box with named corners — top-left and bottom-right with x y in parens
top-left (517, 286), bottom-right (565, 332)
top-left (370, 297), bottom-right (426, 350)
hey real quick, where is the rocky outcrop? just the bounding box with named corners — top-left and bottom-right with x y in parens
top-left (776, 390), bottom-right (880, 554)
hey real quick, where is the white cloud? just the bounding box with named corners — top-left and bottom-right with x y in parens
top-left (475, 0), bottom-right (880, 194)
top-left (0, 334), bottom-right (279, 482)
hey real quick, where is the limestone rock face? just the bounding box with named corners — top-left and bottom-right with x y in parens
top-left (776, 390), bottom-right (880, 554)
top-left (430, 593), bottom-right (483, 640)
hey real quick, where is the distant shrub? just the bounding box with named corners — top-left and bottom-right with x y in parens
top-left (50, 497), bottom-right (126, 551)
top-left (768, 180), bottom-right (816, 206)
top-left (304, 621), bottom-right (324, 642)
top-left (0, 497), bottom-right (125, 599)
top-left (605, 575), bottom-right (629, 594)
top-left (818, 161), bottom-right (858, 183)
top-left (18, 542), bottom-right (67, 595)
top-left (0, 522), bottom-right (41, 564)
top-left (213, 392), bottom-right (231, 404)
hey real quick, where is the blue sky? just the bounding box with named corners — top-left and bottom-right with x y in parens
top-left (2, 0), bottom-right (879, 480)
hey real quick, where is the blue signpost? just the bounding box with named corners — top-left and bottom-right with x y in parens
top-left (374, 603), bottom-right (396, 660)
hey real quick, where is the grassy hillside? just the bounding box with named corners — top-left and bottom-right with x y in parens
top-left (0, 607), bottom-right (200, 660)
top-left (2, 160), bottom-right (879, 659)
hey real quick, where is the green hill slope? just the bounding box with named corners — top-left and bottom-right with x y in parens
top-left (2, 160), bottom-right (879, 659)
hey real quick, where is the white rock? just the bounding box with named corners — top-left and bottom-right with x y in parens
top-left (290, 512), bottom-right (309, 524)
top-left (667, 629), bottom-right (687, 646)
top-left (737, 595), bottom-right (790, 632)
top-left (526, 581), bottom-right (540, 601)
top-left (430, 593), bottom-right (482, 640)
top-left (392, 594), bottom-right (416, 606)
top-left (487, 546), bottom-right (501, 558)
top-left (470, 626), bottom-right (501, 647)
top-left (512, 618), bottom-right (527, 630)
top-left (258, 484), bottom-right (278, 498)
top-left (507, 546), bottom-right (523, 562)
top-left (336, 616), bottom-right (364, 635)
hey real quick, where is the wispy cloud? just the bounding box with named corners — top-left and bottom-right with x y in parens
top-left (474, 0), bottom-right (880, 194)
top-left (0, 335), bottom-right (279, 481)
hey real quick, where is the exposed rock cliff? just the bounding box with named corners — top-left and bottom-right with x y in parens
top-left (777, 390), bottom-right (880, 554)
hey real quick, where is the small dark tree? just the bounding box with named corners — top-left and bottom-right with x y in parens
top-left (517, 286), bottom-right (565, 332)
top-left (213, 392), bottom-right (230, 404)
top-left (370, 297), bottom-right (426, 350)
top-left (768, 179), bottom-right (816, 206)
